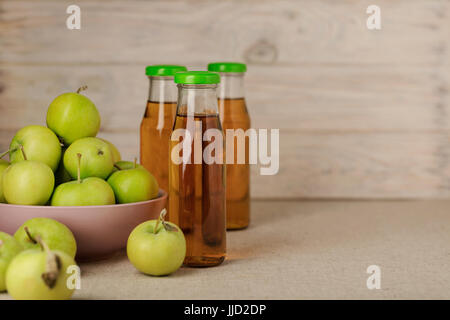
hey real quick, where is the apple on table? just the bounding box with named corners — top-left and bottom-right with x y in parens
top-left (127, 209), bottom-right (186, 276)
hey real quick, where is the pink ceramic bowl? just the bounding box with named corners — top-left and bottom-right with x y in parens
top-left (0, 190), bottom-right (167, 261)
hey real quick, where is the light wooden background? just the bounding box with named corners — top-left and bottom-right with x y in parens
top-left (1, 0), bottom-right (449, 199)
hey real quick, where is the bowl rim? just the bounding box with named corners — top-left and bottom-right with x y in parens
top-left (0, 189), bottom-right (167, 209)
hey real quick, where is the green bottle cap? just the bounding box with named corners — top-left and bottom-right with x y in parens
top-left (145, 65), bottom-right (187, 76)
top-left (207, 62), bottom-right (247, 73)
top-left (174, 71), bottom-right (220, 84)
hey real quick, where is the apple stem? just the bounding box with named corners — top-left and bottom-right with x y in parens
top-left (76, 85), bottom-right (88, 94)
top-left (114, 164), bottom-right (122, 171)
top-left (0, 148), bottom-right (15, 159)
top-left (77, 153), bottom-right (82, 183)
top-left (35, 235), bottom-right (61, 289)
top-left (19, 145), bottom-right (27, 161)
top-left (154, 208), bottom-right (167, 234)
top-left (24, 226), bottom-right (37, 244)
top-left (134, 157), bottom-right (137, 169)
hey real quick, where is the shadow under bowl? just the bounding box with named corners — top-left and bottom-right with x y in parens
top-left (0, 189), bottom-right (167, 261)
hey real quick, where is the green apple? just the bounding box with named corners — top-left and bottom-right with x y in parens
top-left (0, 159), bottom-right (9, 203)
top-left (64, 137), bottom-right (114, 179)
top-left (46, 87), bottom-right (100, 145)
top-left (99, 138), bottom-right (121, 163)
top-left (8, 125), bottom-right (62, 172)
top-left (6, 238), bottom-right (77, 300)
top-left (2, 159), bottom-right (55, 205)
top-left (52, 178), bottom-right (115, 206)
top-left (54, 147), bottom-right (71, 186)
top-left (107, 164), bottom-right (159, 204)
top-left (0, 232), bottom-right (23, 291)
top-left (14, 217), bottom-right (77, 258)
top-left (127, 209), bottom-right (186, 276)
top-left (111, 160), bottom-right (143, 174)
top-left (52, 153), bottom-right (115, 206)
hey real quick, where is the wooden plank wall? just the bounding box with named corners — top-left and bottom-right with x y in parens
top-left (0, 0), bottom-right (449, 199)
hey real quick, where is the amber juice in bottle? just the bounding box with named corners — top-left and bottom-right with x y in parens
top-left (209, 63), bottom-right (250, 230)
top-left (140, 65), bottom-right (186, 192)
top-left (169, 72), bottom-right (226, 267)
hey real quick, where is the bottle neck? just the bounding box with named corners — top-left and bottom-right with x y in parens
top-left (147, 76), bottom-right (178, 103)
top-left (177, 84), bottom-right (219, 115)
top-left (217, 73), bottom-right (245, 99)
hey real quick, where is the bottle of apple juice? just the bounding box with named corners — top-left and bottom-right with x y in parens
top-left (169, 71), bottom-right (226, 267)
top-left (208, 62), bottom-right (250, 230)
top-left (140, 65), bottom-right (187, 193)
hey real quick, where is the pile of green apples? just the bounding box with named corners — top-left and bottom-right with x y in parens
top-left (0, 217), bottom-right (78, 300)
top-left (0, 87), bottom-right (159, 206)
top-left (0, 87), bottom-right (188, 300)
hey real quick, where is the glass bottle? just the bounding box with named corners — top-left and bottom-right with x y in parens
top-left (140, 65), bottom-right (187, 193)
top-left (208, 62), bottom-right (250, 230)
top-left (169, 71), bottom-right (226, 267)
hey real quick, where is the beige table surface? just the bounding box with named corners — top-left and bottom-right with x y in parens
top-left (1, 200), bottom-right (450, 300)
